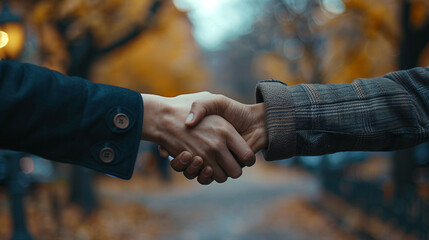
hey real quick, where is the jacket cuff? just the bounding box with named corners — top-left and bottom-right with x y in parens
top-left (81, 83), bottom-right (143, 180)
top-left (56, 79), bottom-right (143, 180)
top-left (255, 80), bottom-right (296, 160)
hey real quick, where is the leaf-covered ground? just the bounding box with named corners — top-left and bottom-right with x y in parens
top-left (0, 159), bottom-right (414, 240)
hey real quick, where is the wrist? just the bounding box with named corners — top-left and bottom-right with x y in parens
top-left (249, 103), bottom-right (268, 152)
top-left (141, 94), bottom-right (170, 143)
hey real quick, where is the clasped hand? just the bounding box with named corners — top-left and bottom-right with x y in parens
top-left (141, 92), bottom-right (267, 185)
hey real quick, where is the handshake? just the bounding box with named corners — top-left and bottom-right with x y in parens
top-left (140, 92), bottom-right (268, 185)
top-left (3, 61), bottom-right (425, 183)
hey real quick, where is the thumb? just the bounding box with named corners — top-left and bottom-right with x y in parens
top-left (185, 97), bottom-right (225, 127)
top-left (185, 100), bottom-right (206, 127)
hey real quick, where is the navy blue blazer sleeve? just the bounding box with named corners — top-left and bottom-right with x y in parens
top-left (0, 60), bottom-right (143, 179)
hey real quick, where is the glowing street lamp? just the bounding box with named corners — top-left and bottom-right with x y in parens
top-left (0, 1), bottom-right (25, 60)
top-left (0, 30), bottom-right (8, 47)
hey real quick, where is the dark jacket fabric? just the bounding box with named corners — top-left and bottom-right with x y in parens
top-left (256, 67), bottom-right (429, 161)
top-left (0, 60), bottom-right (143, 179)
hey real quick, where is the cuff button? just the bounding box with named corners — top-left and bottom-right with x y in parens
top-left (113, 113), bottom-right (130, 129)
top-left (100, 147), bottom-right (115, 163)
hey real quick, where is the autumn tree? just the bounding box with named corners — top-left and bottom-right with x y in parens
top-left (12, 0), bottom-right (210, 213)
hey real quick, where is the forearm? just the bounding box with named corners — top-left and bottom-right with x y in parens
top-left (256, 67), bottom-right (429, 160)
top-left (0, 60), bottom-right (143, 179)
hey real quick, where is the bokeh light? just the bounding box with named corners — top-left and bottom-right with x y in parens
top-left (173, 0), bottom-right (269, 50)
top-left (0, 31), bottom-right (9, 48)
top-left (322, 0), bottom-right (346, 15)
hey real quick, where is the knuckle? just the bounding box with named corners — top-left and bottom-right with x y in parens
top-left (191, 101), bottom-right (200, 108)
top-left (214, 94), bottom-right (228, 104)
top-left (215, 139), bottom-right (225, 148)
top-left (212, 142), bottom-right (221, 150)
top-left (218, 126), bottom-right (230, 136)
top-left (209, 140), bottom-right (221, 151)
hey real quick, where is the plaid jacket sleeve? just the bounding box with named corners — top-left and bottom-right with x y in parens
top-left (256, 67), bottom-right (429, 161)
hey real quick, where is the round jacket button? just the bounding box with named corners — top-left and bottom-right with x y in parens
top-left (113, 113), bottom-right (129, 129)
top-left (99, 147), bottom-right (115, 163)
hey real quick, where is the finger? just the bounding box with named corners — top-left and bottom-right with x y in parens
top-left (158, 145), bottom-right (170, 158)
top-left (185, 96), bottom-right (227, 127)
top-left (216, 145), bottom-right (242, 179)
top-left (227, 133), bottom-right (256, 167)
top-left (183, 156), bottom-right (204, 179)
top-left (210, 159), bottom-right (228, 183)
top-left (197, 166), bottom-right (214, 185)
top-left (170, 151), bottom-right (192, 172)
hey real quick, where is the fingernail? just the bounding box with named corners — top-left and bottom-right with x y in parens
top-left (191, 160), bottom-right (201, 168)
top-left (180, 156), bottom-right (190, 165)
top-left (185, 113), bottom-right (194, 124)
top-left (203, 168), bottom-right (211, 177)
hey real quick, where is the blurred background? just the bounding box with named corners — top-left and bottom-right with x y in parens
top-left (0, 0), bottom-right (429, 239)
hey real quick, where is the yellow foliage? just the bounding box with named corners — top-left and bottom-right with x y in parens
top-left (253, 52), bottom-right (301, 86)
top-left (321, 0), bottom-right (400, 83)
top-left (89, 1), bottom-right (208, 96)
top-left (252, 0), bottom-right (402, 85)
top-left (21, 0), bottom-right (209, 96)
top-left (410, 0), bottom-right (429, 30)
top-left (324, 31), bottom-right (398, 84)
top-left (343, 0), bottom-right (400, 41)
top-left (55, 0), bottom-right (155, 48)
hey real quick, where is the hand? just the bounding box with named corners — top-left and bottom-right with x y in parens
top-left (140, 93), bottom-right (255, 183)
top-left (186, 93), bottom-right (267, 152)
top-left (167, 93), bottom-right (268, 184)
top-left (167, 150), bottom-right (215, 185)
